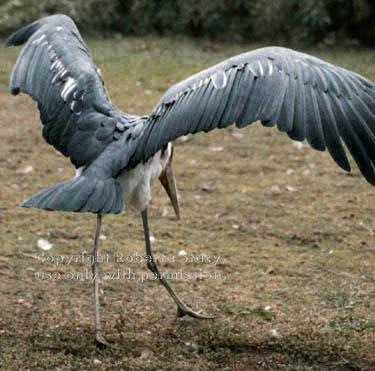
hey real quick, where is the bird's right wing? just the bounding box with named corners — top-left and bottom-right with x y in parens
top-left (129, 47), bottom-right (375, 185)
top-left (6, 14), bottom-right (127, 169)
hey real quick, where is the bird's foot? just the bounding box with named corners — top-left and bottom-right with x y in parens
top-left (95, 332), bottom-right (110, 348)
top-left (176, 304), bottom-right (215, 320)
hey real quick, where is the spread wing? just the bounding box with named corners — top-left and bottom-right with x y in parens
top-left (5, 14), bottom-right (130, 168)
top-left (129, 47), bottom-right (375, 185)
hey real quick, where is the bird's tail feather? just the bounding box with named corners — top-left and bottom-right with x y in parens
top-left (21, 171), bottom-right (123, 214)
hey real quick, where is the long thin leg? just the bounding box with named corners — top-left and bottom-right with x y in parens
top-left (92, 214), bottom-right (109, 346)
top-left (141, 208), bottom-right (215, 319)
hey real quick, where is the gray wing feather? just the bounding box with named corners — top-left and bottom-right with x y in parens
top-left (129, 47), bottom-right (375, 185)
top-left (6, 14), bottom-right (128, 169)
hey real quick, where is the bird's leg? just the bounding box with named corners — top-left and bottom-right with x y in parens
top-left (92, 214), bottom-right (109, 346)
top-left (141, 208), bottom-right (215, 319)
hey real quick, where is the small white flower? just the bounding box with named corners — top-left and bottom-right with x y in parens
top-left (178, 250), bottom-right (187, 257)
top-left (232, 132), bottom-right (244, 139)
top-left (209, 146), bottom-right (224, 152)
top-left (270, 329), bottom-right (282, 339)
top-left (37, 239), bottom-right (53, 251)
top-left (180, 136), bottom-right (193, 143)
top-left (292, 142), bottom-right (304, 150)
top-left (16, 165), bottom-right (33, 174)
top-left (286, 168), bottom-right (295, 175)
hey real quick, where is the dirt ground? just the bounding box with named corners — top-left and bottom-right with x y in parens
top-left (1, 36), bottom-right (375, 370)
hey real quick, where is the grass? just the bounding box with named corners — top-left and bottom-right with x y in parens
top-left (1, 35), bottom-right (375, 370)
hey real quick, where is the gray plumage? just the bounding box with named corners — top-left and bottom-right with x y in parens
top-left (133, 48), bottom-right (375, 181)
top-left (6, 14), bottom-right (375, 215)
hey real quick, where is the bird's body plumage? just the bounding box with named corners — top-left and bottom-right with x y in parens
top-left (118, 143), bottom-right (172, 211)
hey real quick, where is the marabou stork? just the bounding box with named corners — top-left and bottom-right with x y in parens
top-left (6, 14), bottom-right (375, 346)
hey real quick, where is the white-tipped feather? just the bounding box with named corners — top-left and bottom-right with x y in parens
top-left (32, 34), bottom-right (46, 45)
top-left (246, 64), bottom-right (257, 76)
top-left (211, 70), bottom-right (227, 89)
top-left (258, 60), bottom-right (264, 76)
top-left (268, 59), bottom-right (274, 75)
top-left (61, 77), bottom-right (76, 101)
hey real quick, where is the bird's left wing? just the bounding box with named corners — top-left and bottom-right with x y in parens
top-left (5, 14), bottom-right (129, 169)
top-left (128, 47), bottom-right (375, 185)
top-left (6, 15), bottom-right (143, 214)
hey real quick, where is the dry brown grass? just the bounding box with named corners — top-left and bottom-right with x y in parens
top-left (0, 36), bottom-right (375, 370)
